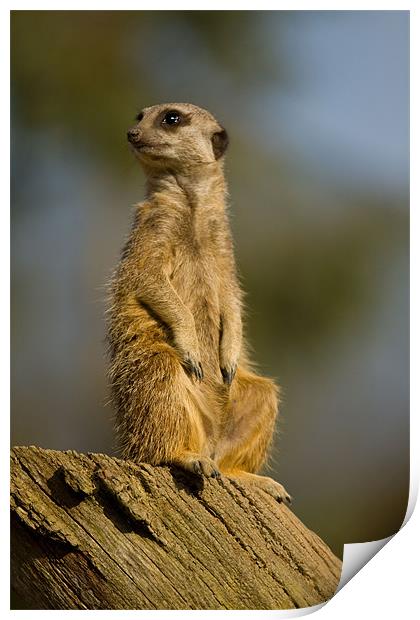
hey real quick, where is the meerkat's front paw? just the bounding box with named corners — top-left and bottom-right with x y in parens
top-left (182, 355), bottom-right (204, 382)
top-left (219, 342), bottom-right (240, 386)
top-left (219, 317), bottom-right (241, 385)
top-left (220, 363), bottom-right (237, 386)
top-left (174, 330), bottom-right (204, 382)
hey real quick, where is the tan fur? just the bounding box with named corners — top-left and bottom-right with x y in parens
top-left (107, 103), bottom-right (290, 502)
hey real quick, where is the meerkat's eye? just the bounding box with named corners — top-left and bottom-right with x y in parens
top-left (135, 112), bottom-right (144, 122)
top-left (162, 111), bottom-right (182, 126)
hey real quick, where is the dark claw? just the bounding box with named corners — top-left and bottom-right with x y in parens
top-left (211, 469), bottom-right (221, 478)
top-left (221, 365), bottom-right (237, 386)
top-left (184, 358), bottom-right (204, 382)
top-left (278, 494), bottom-right (292, 505)
top-left (196, 362), bottom-right (204, 381)
top-left (193, 461), bottom-right (202, 475)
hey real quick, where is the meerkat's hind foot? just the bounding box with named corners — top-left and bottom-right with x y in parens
top-left (174, 453), bottom-right (221, 478)
top-left (225, 470), bottom-right (292, 504)
top-left (258, 476), bottom-right (292, 505)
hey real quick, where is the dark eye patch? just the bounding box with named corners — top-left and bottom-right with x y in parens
top-left (135, 112), bottom-right (144, 122)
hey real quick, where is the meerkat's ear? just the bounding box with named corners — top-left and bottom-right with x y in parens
top-left (211, 128), bottom-right (229, 160)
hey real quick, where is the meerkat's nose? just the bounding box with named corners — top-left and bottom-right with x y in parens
top-left (127, 128), bottom-right (140, 143)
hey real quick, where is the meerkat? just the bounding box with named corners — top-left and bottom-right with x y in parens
top-left (107, 103), bottom-right (290, 503)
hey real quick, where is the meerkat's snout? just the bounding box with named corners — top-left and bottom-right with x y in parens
top-left (127, 127), bottom-right (141, 145)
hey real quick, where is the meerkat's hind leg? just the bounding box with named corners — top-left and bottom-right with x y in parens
top-left (226, 470), bottom-right (292, 504)
top-left (214, 367), bottom-right (291, 503)
top-left (169, 379), bottom-right (222, 478)
top-left (112, 344), bottom-right (219, 479)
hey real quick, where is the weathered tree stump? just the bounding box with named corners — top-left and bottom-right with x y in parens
top-left (10, 446), bottom-right (342, 609)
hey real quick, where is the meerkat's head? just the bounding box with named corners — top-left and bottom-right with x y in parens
top-left (127, 102), bottom-right (229, 172)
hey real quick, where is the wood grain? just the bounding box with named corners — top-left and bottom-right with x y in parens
top-left (11, 446), bottom-right (342, 610)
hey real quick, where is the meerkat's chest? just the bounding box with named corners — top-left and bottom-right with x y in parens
top-left (172, 210), bottom-right (223, 262)
top-left (188, 210), bottom-right (223, 251)
top-left (170, 238), bottom-right (218, 293)
top-left (170, 214), bottom-right (222, 303)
